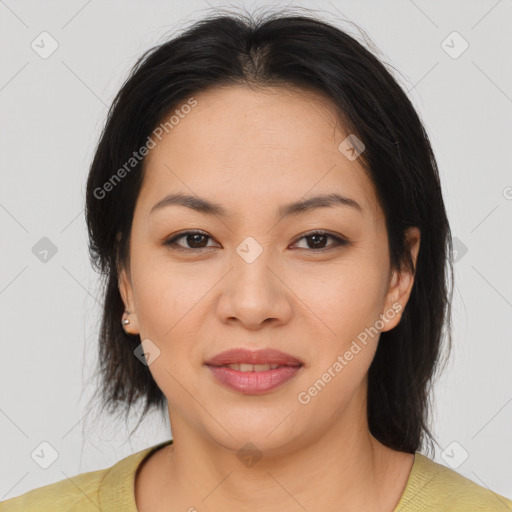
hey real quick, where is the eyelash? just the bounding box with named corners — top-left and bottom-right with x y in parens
top-left (163, 230), bottom-right (349, 253)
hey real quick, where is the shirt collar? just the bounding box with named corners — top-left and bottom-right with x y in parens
top-left (98, 439), bottom-right (173, 511)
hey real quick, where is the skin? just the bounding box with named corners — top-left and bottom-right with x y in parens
top-left (118, 84), bottom-right (420, 512)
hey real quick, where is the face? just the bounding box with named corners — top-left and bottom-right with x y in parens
top-left (119, 85), bottom-right (419, 454)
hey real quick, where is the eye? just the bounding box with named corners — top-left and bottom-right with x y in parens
top-left (164, 230), bottom-right (217, 251)
top-left (164, 230), bottom-right (348, 252)
top-left (292, 230), bottom-right (349, 251)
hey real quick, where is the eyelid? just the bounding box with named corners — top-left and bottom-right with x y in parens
top-left (164, 230), bottom-right (217, 251)
top-left (291, 229), bottom-right (349, 250)
top-left (164, 229), bottom-right (349, 252)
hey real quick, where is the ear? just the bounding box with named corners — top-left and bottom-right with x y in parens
top-left (380, 226), bottom-right (420, 332)
top-left (118, 264), bottom-right (140, 335)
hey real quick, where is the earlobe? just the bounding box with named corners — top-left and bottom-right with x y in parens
top-left (118, 266), bottom-right (140, 335)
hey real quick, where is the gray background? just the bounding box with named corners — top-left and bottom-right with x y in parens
top-left (1, 0), bottom-right (511, 502)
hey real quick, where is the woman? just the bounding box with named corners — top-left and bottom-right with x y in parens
top-left (2, 9), bottom-right (511, 512)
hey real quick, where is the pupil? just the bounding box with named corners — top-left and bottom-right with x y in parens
top-left (188, 234), bottom-right (206, 248)
top-left (309, 234), bottom-right (326, 249)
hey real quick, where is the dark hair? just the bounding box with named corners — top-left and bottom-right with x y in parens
top-left (85, 7), bottom-right (453, 456)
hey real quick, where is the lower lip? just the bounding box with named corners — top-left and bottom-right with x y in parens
top-left (206, 365), bottom-right (302, 394)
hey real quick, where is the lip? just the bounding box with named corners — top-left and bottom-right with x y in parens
top-left (204, 348), bottom-right (303, 367)
top-left (206, 365), bottom-right (302, 395)
top-left (204, 348), bottom-right (304, 395)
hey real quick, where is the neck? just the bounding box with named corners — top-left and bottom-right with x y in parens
top-left (147, 404), bottom-right (410, 511)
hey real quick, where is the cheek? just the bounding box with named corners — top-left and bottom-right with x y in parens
top-left (293, 263), bottom-right (385, 414)
top-left (130, 243), bottom-right (211, 339)
top-left (129, 256), bottom-right (207, 404)
top-left (296, 257), bottom-right (388, 343)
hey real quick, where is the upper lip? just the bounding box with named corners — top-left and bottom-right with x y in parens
top-left (205, 348), bottom-right (303, 367)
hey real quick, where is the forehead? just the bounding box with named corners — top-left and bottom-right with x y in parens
top-left (139, 85), bottom-right (380, 221)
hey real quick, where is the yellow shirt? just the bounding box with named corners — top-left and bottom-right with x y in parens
top-left (1, 439), bottom-right (511, 511)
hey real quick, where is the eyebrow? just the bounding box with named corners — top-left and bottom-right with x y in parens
top-left (150, 192), bottom-right (364, 217)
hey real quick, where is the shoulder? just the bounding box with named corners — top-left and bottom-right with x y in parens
top-left (0, 441), bottom-right (171, 512)
top-left (0, 467), bottom-right (108, 511)
top-left (396, 452), bottom-right (512, 511)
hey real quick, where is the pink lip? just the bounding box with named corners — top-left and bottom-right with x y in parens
top-left (204, 348), bottom-right (303, 367)
top-left (204, 348), bottom-right (304, 395)
top-left (206, 365), bottom-right (302, 394)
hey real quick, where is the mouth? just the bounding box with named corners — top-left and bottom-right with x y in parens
top-left (204, 347), bottom-right (304, 368)
top-left (212, 362), bottom-right (302, 372)
top-left (204, 348), bottom-right (304, 394)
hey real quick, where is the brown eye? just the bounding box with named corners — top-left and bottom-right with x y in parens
top-left (164, 231), bottom-right (215, 251)
top-left (293, 231), bottom-right (348, 251)
top-left (164, 230), bottom-right (349, 253)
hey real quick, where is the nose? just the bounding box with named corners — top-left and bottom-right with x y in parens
top-left (215, 245), bottom-right (293, 330)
